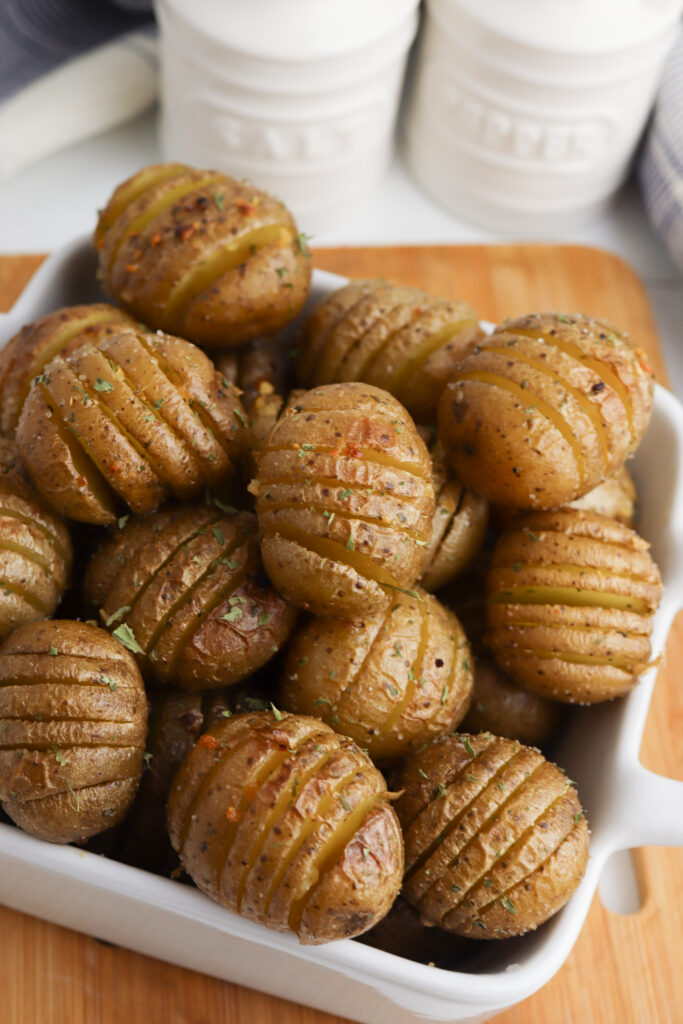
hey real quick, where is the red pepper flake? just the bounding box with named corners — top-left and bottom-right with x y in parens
top-left (108, 460), bottom-right (123, 474)
top-left (225, 806), bottom-right (242, 823)
top-left (178, 224), bottom-right (196, 242)
top-left (76, 475), bottom-right (88, 490)
top-left (198, 734), bottom-right (218, 751)
top-left (413, 308), bottom-right (422, 317)
top-left (634, 347), bottom-right (653, 376)
top-left (125, 264), bottom-right (139, 274)
top-left (149, 232), bottom-right (162, 247)
top-left (236, 198), bottom-right (256, 217)
top-left (345, 444), bottom-right (363, 459)
top-left (328, 448), bottom-right (340, 457)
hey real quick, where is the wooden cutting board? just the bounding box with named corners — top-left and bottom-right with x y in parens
top-left (0, 245), bottom-right (681, 1024)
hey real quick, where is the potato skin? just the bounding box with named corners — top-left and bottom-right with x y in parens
top-left (438, 312), bottom-right (655, 509)
top-left (95, 162), bottom-right (312, 347)
top-left (395, 733), bottom-right (589, 938)
top-left (85, 504), bottom-right (296, 689)
top-left (419, 441), bottom-right (488, 591)
top-left (485, 509), bottom-right (661, 703)
top-left (297, 279), bottom-right (483, 423)
top-left (167, 711), bottom-right (404, 944)
top-left (255, 382), bottom-right (434, 618)
top-left (0, 439), bottom-right (73, 636)
top-left (279, 589), bottom-right (473, 762)
top-left (15, 328), bottom-right (249, 525)
top-left (0, 303), bottom-right (141, 438)
top-left (462, 656), bottom-right (563, 747)
top-left (0, 620), bottom-right (147, 844)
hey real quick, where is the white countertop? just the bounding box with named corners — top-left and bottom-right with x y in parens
top-left (0, 107), bottom-right (681, 395)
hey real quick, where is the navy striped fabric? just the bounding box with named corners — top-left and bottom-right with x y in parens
top-left (639, 29), bottom-right (683, 273)
top-left (0, 0), bottom-right (153, 102)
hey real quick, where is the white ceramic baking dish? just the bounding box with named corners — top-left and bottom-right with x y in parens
top-left (0, 236), bottom-right (682, 1024)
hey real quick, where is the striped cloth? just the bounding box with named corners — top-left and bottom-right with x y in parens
top-left (639, 28), bottom-right (683, 273)
top-left (0, 0), bottom-right (153, 102)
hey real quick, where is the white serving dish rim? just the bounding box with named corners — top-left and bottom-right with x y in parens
top-left (0, 235), bottom-right (682, 1020)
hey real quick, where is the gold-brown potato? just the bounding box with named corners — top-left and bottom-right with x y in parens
top-left (84, 503), bottom-right (297, 689)
top-left (297, 279), bottom-right (483, 422)
top-left (167, 711), bottom-right (404, 944)
top-left (438, 313), bottom-right (655, 509)
top-left (0, 303), bottom-right (141, 437)
top-left (462, 655), bottom-right (563, 747)
top-left (0, 439), bottom-right (72, 636)
top-left (419, 440), bottom-right (488, 591)
top-left (15, 328), bottom-right (249, 525)
top-left (485, 509), bottom-right (661, 703)
top-left (95, 162), bottom-right (312, 347)
top-left (254, 382), bottom-right (434, 618)
top-left (0, 620), bottom-right (147, 844)
top-left (279, 589), bottom-right (472, 762)
top-left (395, 733), bottom-right (589, 938)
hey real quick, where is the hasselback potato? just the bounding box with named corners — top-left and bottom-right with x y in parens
top-left (485, 509), bottom-right (661, 703)
top-left (254, 382), bottom-right (434, 618)
top-left (167, 711), bottom-right (404, 944)
top-left (438, 312), bottom-right (655, 509)
top-left (0, 303), bottom-right (140, 437)
top-left (279, 589), bottom-right (473, 762)
top-left (395, 733), bottom-right (589, 938)
top-left (84, 504), bottom-right (296, 689)
top-left (0, 620), bottom-right (147, 843)
top-left (297, 279), bottom-right (483, 422)
top-left (15, 328), bottom-right (249, 525)
top-left (0, 438), bottom-right (72, 636)
top-left (95, 162), bottom-right (312, 347)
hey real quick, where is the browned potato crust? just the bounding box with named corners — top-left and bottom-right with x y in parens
top-left (254, 382), bottom-right (434, 618)
top-left (15, 329), bottom-right (249, 525)
top-left (0, 620), bottom-right (147, 843)
top-left (438, 313), bottom-right (655, 509)
top-left (395, 733), bottom-right (589, 938)
top-left (279, 589), bottom-right (472, 762)
top-left (419, 440), bottom-right (488, 591)
top-left (462, 656), bottom-right (563, 747)
top-left (84, 504), bottom-right (296, 689)
top-left (485, 509), bottom-right (661, 703)
top-left (167, 711), bottom-right (404, 944)
top-left (95, 162), bottom-right (312, 347)
top-left (0, 439), bottom-right (72, 636)
top-left (0, 304), bottom-right (141, 438)
top-left (298, 279), bottom-right (483, 422)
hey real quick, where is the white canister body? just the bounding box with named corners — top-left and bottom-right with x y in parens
top-left (405, 0), bottom-right (683, 233)
top-left (155, 0), bottom-right (420, 232)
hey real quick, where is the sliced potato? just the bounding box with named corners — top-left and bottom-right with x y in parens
top-left (395, 733), bottom-right (589, 938)
top-left (167, 711), bottom-right (404, 943)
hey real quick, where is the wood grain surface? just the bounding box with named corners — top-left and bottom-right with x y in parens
top-left (0, 245), bottom-right (681, 1024)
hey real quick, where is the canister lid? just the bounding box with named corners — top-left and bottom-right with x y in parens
top-left (156, 0), bottom-right (421, 61)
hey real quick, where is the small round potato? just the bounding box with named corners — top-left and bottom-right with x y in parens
top-left (419, 441), bottom-right (488, 591)
top-left (0, 303), bottom-right (141, 437)
top-left (279, 589), bottom-right (473, 762)
top-left (462, 656), bottom-right (563, 747)
top-left (395, 733), bottom-right (589, 938)
top-left (570, 465), bottom-right (637, 525)
top-left (485, 509), bottom-right (662, 703)
top-left (254, 382), bottom-right (434, 618)
top-left (95, 162), bottom-right (312, 347)
top-left (438, 312), bottom-right (655, 509)
top-left (84, 504), bottom-right (296, 689)
top-left (297, 279), bottom-right (483, 422)
top-left (0, 439), bottom-right (72, 636)
top-left (15, 328), bottom-right (249, 525)
top-left (0, 620), bottom-right (147, 844)
top-left (167, 710), bottom-right (404, 944)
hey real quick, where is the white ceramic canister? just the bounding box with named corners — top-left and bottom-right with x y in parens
top-left (405, 0), bottom-right (683, 233)
top-left (154, 0), bottom-right (420, 233)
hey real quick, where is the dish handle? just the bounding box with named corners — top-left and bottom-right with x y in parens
top-left (610, 763), bottom-right (683, 849)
